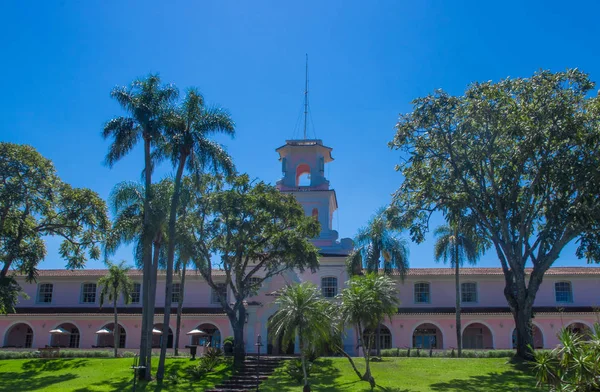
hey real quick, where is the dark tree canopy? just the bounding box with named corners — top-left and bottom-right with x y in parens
top-left (387, 69), bottom-right (600, 358)
top-left (0, 143), bottom-right (109, 313)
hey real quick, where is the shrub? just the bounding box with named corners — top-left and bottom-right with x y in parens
top-left (0, 349), bottom-right (140, 360)
top-left (203, 347), bottom-right (223, 361)
top-left (223, 336), bottom-right (234, 345)
top-left (378, 348), bottom-right (516, 358)
top-left (534, 324), bottom-right (600, 391)
top-left (283, 359), bottom-right (311, 384)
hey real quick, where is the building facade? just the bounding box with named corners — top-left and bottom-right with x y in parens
top-left (2, 139), bottom-right (599, 354)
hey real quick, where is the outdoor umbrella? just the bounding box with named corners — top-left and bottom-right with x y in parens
top-left (186, 329), bottom-right (206, 335)
top-left (152, 328), bottom-right (163, 335)
top-left (95, 328), bottom-right (112, 334)
top-left (49, 327), bottom-right (71, 335)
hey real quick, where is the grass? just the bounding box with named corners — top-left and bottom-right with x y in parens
top-left (0, 357), bottom-right (232, 391)
top-left (260, 357), bottom-right (538, 392)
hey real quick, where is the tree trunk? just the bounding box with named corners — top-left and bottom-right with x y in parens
top-left (145, 241), bottom-right (161, 370)
top-left (376, 324), bottom-right (381, 357)
top-left (361, 329), bottom-right (375, 389)
top-left (454, 237), bottom-right (462, 358)
top-left (113, 297), bottom-right (119, 358)
top-left (336, 344), bottom-right (362, 379)
top-left (299, 332), bottom-right (310, 392)
top-left (513, 304), bottom-right (534, 360)
top-left (139, 136), bottom-right (154, 380)
top-left (174, 262), bottom-right (186, 356)
top-left (157, 155), bottom-right (186, 380)
top-left (231, 307), bottom-right (246, 367)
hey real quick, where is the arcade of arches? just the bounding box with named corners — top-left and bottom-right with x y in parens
top-left (96, 323), bottom-right (126, 348)
top-left (190, 323), bottom-right (222, 348)
top-left (50, 323), bottom-right (80, 348)
top-left (3, 323), bottom-right (33, 348)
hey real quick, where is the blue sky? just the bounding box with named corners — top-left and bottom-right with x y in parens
top-left (1, 1), bottom-right (599, 270)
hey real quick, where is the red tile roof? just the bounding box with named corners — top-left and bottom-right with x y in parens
top-left (23, 266), bottom-right (600, 277)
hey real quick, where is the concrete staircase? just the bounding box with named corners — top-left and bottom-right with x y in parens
top-left (205, 356), bottom-right (285, 392)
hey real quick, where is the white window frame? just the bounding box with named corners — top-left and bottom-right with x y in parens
top-left (80, 282), bottom-right (97, 304)
top-left (321, 276), bottom-right (338, 298)
top-left (554, 281), bottom-right (573, 303)
top-left (171, 283), bottom-right (181, 303)
top-left (461, 282), bottom-right (478, 303)
top-left (130, 283), bottom-right (141, 304)
top-left (211, 283), bottom-right (227, 304)
top-left (414, 282), bottom-right (431, 304)
top-left (37, 283), bottom-right (54, 304)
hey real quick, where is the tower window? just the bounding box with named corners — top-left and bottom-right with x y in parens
top-left (312, 208), bottom-right (319, 221)
top-left (296, 164), bottom-right (311, 186)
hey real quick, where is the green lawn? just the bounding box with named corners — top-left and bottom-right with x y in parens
top-left (0, 357), bottom-right (231, 391)
top-left (260, 357), bottom-right (538, 392)
top-left (0, 356), bottom-right (537, 391)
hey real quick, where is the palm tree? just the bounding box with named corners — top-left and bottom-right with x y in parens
top-left (433, 221), bottom-right (484, 357)
top-left (337, 273), bottom-right (398, 390)
top-left (346, 208), bottom-right (409, 355)
top-left (102, 74), bottom-right (178, 379)
top-left (98, 260), bottom-right (134, 358)
top-left (105, 179), bottom-right (173, 367)
top-left (155, 89), bottom-right (235, 380)
top-left (269, 283), bottom-right (332, 392)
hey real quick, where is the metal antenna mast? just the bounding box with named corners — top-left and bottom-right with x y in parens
top-left (303, 54), bottom-right (309, 140)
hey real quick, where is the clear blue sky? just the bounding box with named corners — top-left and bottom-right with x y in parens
top-left (1, 1), bottom-right (599, 270)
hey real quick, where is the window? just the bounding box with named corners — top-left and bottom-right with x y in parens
top-left (69, 328), bottom-right (80, 348)
top-left (24, 327), bottom-right (33, 348)
top-left (312, 208), bottom-right (319, 221)
top-left (363, 325), bottom-right (392, 350)
top-left (130, 283), bottom-right (141, 304)
top-left (81, 283), bottom-right (97, 303)
top-left (171, 283), bottom-right (181, 303)
top-left (37, 283), bottom-right (53, 303)
top-left (414, 282), bottom-right (430, 303)
top-left (555, 281), bottom-right (573, 303)
top-left (461, 282), bottom-right (478, 303)
top-left (212, 284), bottom-right (227, 304)
top-left (321, 277), bottom-right (338, 298)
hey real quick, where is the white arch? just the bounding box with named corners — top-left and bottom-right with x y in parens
top-left (409, 320), bottom-right (446, 349)
top-left (510, 321), bottom-right (545, 349)
top-left (97, 321), bottom-right (128, 347)
top-left (2, 321), bottom-right (35, 347)
top-left (189, 321), bottom-right (223, 346)
top-left (461, 320), bottom-right (496, 349)
top-left (49, 320), bottom-right (83, 347)
top-left (563, 319), bottom-right (593, 330)
top-left (361, 321), bottom-right (394, 349)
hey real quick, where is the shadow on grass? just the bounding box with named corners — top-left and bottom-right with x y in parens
top-left (0, 371), bottom-right (79, 391)
top-left (21, 358), bottom-right (89, 372)
top-left (429, 362), bottom-right (537, 392)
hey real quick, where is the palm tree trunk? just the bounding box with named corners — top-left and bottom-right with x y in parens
top-left (174, 262), bottom-right (186, 356)
top-left (299, 331), bottom-right (310, 392)
top-left (454, 233), bottom-right (462, 358)
top-left (139, 136), bottom-right (153, 380)
top-left (145, 240), bottom-right (161, 371)
top-left (376, 324), bottom-right (381, 357)
top-left (157, 154), bottom-right (186, 380)
top-left (113, 296), bottom-right (119, 358)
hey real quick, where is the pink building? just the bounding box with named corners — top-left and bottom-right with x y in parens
top-left (2, 139), bottom-right (599, 354)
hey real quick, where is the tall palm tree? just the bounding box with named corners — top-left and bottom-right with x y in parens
top-left (155, 89), bottom-right (235, 380)
top-left (346, 208), bottom-right (409, 355)
top-left (337, 274), bottom-right (398, 390)
top-left (102, 74), bottom-right (178, 379)
top-left (269, 283), bottom-right (332, 392)
top-left (98, 260), bottom-right (134, 358)
top-left (105, 179), bottom-right (173, 367)
top-left (434, 221), bottom-right (484, 357)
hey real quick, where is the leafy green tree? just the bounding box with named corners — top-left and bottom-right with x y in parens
top-left (337, 273), bottom-right (399, 389)
top-left (269, 282), bottom-right (332, 392)
top-left (0, 143), bottom-right (108, 313)
top-left (346, 208), bottom-right (408, 356)
top-left (98, 260), bottom-right (133, 358)
top-left (155, 89), bottom-right (235, 380)
top-left (433, 219), bottom-right (485, 357)
top-left (533, 323), bottom-right (600, 391)
top-left (388, 69), bottom-right (600, 359)
top-left (105, 179), bottom-right (173, 368)
top-left (102, 74), bottom-right (178, 378)
top-left (193, 175), bottom-right (320, 366)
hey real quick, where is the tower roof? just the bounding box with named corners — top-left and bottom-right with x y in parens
top-left (275, 139), bottom-right (334, 162)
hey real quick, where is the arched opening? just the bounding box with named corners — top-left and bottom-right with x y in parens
top-left (152, 323), bottom-right (173, 348)
top-left (566, 322), bottom-right (592, 340)
top-left (191, 323), bottom-right (222, 349)
top-left (267, 316), bottom-right (295, 355)
top-left (512, 325), bottom-right (544, 349)
top-left (296, 164), bottom-right (311, 186)
top-left (3, 323), bottom-right (33, 348)
top-left (50, 323), bottom-right (80, 348)
top-left (463, 322), bottom-right (494, 349)
top-left (362, 324), bottom-right (392, 351)
top-left (96, 323), bottom-right (126, 348)
top-left (412, 323), bottom-right (443, 349)
top-left (311, 208), bottom-right (319, 221)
